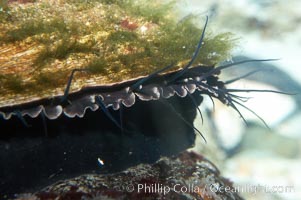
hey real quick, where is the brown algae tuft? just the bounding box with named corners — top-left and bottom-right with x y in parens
top-left (0, 0), bottom-right (235, 107)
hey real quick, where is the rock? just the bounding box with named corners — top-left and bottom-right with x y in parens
top-left (15, 151), bottom-right (243, 200)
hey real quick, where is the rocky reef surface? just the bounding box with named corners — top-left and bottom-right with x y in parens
top-left (14, 151), bottom-right (243, 200)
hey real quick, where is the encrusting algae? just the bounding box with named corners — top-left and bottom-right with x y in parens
top-left (0, 0), bottom-right (235, 107)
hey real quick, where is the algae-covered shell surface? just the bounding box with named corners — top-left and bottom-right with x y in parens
top-left (0, 0), bottom-right (234, 119)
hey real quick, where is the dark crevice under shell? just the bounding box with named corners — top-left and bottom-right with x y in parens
top-left (0, 91), bottom-right (203, 197)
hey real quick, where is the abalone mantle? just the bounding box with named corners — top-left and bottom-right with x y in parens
top-left (0, 65), bottom-right (224, 120)
top-left (0, 0), bottom-right (234, 119)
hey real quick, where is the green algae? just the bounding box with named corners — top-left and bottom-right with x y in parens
top-left (85, 58), bottom-right (108, 75)
top-left (0, 0), bottom-right (10, 22)
top-left (2, 18), bottom-right (68, 43)
top-left (0, 74), bottom-right (24, 93)
top-left (33, 70), bottom-right (69, 90)
top-left (0, 0), bottom-right (236, 106)
top-left (34, 37), bottom-right (97, 67)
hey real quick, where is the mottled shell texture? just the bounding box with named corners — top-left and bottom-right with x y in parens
top-left (0, 0), bottom-right (234, 107)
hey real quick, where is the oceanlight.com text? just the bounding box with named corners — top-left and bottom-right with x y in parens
top-left (115, 183), bottom-right (295, 196)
